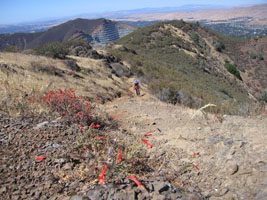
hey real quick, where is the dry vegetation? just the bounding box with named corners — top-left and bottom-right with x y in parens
top-left (0, 52), bottom-right (169, 199)
top-left (0, 52), bottom-right (131, 117)
top-left (109, 20), bottom-right (258, 115)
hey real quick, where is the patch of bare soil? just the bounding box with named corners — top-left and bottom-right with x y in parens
top-left (104, 83), bottom-right (267, 200)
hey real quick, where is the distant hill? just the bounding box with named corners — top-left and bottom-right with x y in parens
top-left (0, 18), bottom-right (136, 50)
top-left (116, 4), bottom-right (267, 38)
top-left (117, 4), bottom-right (267, 25)
top-left (1, 5), bottom-right (266, 38)
top-left (108, 20), bottom-right (267, 114)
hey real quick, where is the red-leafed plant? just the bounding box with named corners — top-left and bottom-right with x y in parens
top-left (28, 88), bottom-right (93, 126)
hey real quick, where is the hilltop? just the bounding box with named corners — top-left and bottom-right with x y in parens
top-left (0, 18), bottom-right (135, 50)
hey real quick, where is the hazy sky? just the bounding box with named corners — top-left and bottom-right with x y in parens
top-left (1, 0), bottom-right (266, 24)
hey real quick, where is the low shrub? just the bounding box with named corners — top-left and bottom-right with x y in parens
top-left (224, 63), bottom-right (242, 80)
top-left (28, 89), bottom-right (93, 126)
top-left (3, 45), bottom-right (20, 53)
top-left (35, 42), bottom-right (68, 59)
top-left (190, 31), bottom-right (200, 44)
top-left (258, 53), bottom-right (264, 60)
top-left (258, 91), bottom-right (267, 102)
top-left (215, 41), bottom-right (225, 52)
top-left (250, 52), bottom-right (257, 59)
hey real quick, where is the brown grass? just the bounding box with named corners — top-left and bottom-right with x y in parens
top-left (0, 52), bottom-right (130, 117)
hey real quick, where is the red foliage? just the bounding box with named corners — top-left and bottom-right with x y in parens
top-left (28, 89), bottom-right (92, 126)
top-left (98, 165), bottom-right (107, 184)
top-left (118, 149), bottom-right (122, 163)
top-left (128, 176), bottom-right (143, 188)
top-left (142, 139), bottom-right (153, 148)
top-left (36, 155), bottom-right (46, 162)
top-left (91, 123), bottom-right (101, 128)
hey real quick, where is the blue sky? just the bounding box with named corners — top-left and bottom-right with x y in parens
top-left (1, 0), bottom-right (266, 24)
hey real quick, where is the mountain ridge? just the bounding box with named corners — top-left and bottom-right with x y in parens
top-left (0, 18), bottom-right (135, 50)
top-left (108, 20), bottom-right (266, 114)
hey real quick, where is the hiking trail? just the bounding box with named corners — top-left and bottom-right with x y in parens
top-left (103, 79), bottom-right (267, 200)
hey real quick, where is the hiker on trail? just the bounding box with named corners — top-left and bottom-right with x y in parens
top-left (133, 80), bottom-right (140, 96)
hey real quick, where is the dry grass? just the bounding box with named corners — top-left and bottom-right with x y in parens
top-left (0, 52), bottom-right (130, 117)
top-left (175, 103), bottom-right (216, 141)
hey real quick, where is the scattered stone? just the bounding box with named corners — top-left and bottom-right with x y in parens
top-left (71, 196), bottom-right (83, 200)
top-left (229, 163), bottom-right (239, 175)
top-left (213, 188), bottom-right (229, 197)
top-left (0, 186), bottom-right (7, 194)
top-left (34, 121), bottom-right (49, 130)
top-left (62, 163), bottom-right (73, 170)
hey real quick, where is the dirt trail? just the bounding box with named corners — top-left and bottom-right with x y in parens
top-left (103, 80), bottom-right (267, 199)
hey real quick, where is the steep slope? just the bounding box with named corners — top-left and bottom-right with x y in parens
top-left (224, 37), bottom-right (267, 95)
top-left (109, 20), bottom-right (258, 114)
top-left (0, 51), bottom-right (131, 109)
top-left (0, 32), bottom-right (42, 50)
top-left (0, 18), bottom-right (136, 50)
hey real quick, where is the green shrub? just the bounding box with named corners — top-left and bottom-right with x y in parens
top-left (63, 39), bottom-right (89, 48)
top-left (190, 31), bottom-right (199, 44)
top-left (258, 53), bottom-right (264, 60)
top-left (35, 42), bottom-right (68, 59)
top-left (215, 41), bottom-right (225, 52)
top-left (224, 63), bottom-right (242, 80)
top-left (224, 58), bottom-right (229, 63)
top-left (4, 45), bottom-right (20, 53)
top-left (258, 91), bottom-right (267, 102)
top-left (220, 88), bottom-right (233, 98)
top-left (250, 52), bottom-right (257, 59)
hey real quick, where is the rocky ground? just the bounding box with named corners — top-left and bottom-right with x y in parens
top-left (0, 77), bottom-right (266, 200)
top-left (104, 84), bottom-right (267, 200)
top-left (0, 101), bottom-right (202, 200)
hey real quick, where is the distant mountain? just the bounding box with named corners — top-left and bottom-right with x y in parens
top-left (1, 4), bottom-right (266, 36)
top-left (0, 18), bottom-right (136, 50)
top-left (0, 4), bottom-right (235, 34)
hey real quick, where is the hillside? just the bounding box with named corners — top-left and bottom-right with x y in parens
top-left (218, 36), bottom-right (267, 96)
top-left (0, 50), bottom-right (266, 199)
top-left (108, 20), bottom-right (263, 115)
top-left (0, 50), bottom-right (207, 199)
top-left (0, 18), bottom-right (135, 50)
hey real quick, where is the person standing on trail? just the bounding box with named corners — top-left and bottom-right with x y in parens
top-left (133, 80), bottom-right (140, 96)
